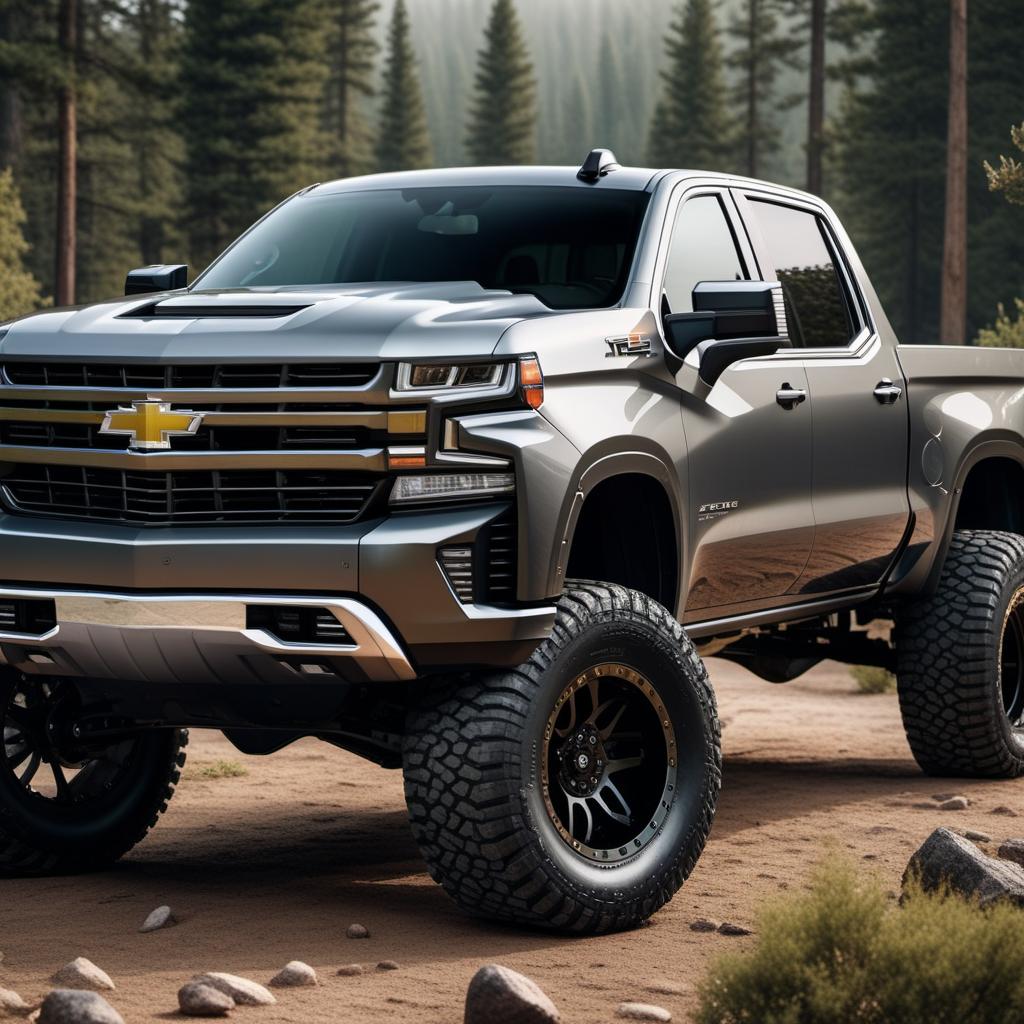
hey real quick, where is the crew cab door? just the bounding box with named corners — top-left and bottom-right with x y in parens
top-left (737, 191), bottom-right (911, 594)
top-left (658, 188), bottom-right (815, 613)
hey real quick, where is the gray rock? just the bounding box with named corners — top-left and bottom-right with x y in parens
top-left (376, 961), bottom-right (400, 972)
top-left (688, 918), bottom-right (719, 933)
top-left (192, 974), bottom-right (275, 1007)
top-left (0, 987), bottom-right (29, 1014)
top-left (998, 838), bottom-right (1024, 868)
top-left (464, 965), bottom-right (560, 1024)
top-left (37, 991), bottom-right (123, 1024)
top-left (644, 982), bottom-right (689, 997)
top-left (346, 924), bottom-right (370, 940)
top-left (269, 962), bottom-right (317, 988)
top-left (938, 796), bottom-right (970, 811)
top-left (51, 961), bottom-right (115, 993)
top-left (905, 826), bottom-right (1024, 907)
top-left (616, 1004), bottom-right (671, 1023)
top-left (962, 829), bottom-right (991, 843)
top-left (992, 805), bottom-right (1019, 817)
top-left (139, 906), bottom-right (175, 934)
top-left (336, 965), bottom-right (363, 977)
top-left (718, 922), bottom-right (753, 936)
top-left (177, 982), bottom-right (234, 1018)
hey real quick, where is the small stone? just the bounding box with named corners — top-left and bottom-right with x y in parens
top-left (938, 796), bottom-right (970, 811)
top-left (376, 961), bottom-right (399, 972)
top-left (38, 990), bottom-right (123, 1024)
top-left (0, 987), bottom-right (29, 1014)
top-left (192, 974), bottom-right (275, 1007)
top-left (177, 982), bottom-right (234, 1018)
top-left (346, 924), bottom-right (370, 940)
top-left (336, 965), bottom-right (363, 977)
top-left (963, 829), bottom-right (991, 843)
top-left (616, 1003), bottom-right (672, 1023)
top-left (992, 806), bottom-right (1019, 817)
top-left (932, 792), bottom-right (957, 802)
top-left (998, 838), bottom-right (1024, 868)
top-left (718, 922), bottom-right (753, 936)
top-left (139, 906), bottom-right (175, 934)
top-left (644, 982), bottom-right (689, 997)
top-left (688, 918), bottom-right (720, 933)
top-left (269, 962), bottom-right (317, 988)
top-left (52, 960), bottom-right (115, 993)
top-left (465, 964), bottom-right (560, 1024)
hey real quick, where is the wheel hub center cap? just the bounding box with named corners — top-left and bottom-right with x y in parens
top-left (557, 726), bottom-right (605, 797)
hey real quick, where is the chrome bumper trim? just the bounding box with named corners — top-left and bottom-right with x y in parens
top-left (0, 588), bottom-right (416, 682)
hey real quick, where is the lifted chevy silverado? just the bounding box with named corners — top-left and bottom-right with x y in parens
top-left (2, 149), bottom-right (1023, 933)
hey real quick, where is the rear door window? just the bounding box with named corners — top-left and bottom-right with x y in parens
top-left (747, 199), bottom-right (857, 348)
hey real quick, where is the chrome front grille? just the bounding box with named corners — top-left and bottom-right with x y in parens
top-left (2, 362), bottom-right (378, 389)
top-left (0, 360), bottom-right (425, 527)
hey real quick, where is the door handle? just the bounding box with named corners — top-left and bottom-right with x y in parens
top-left (776, 383), bottom-right (807, 409)
top-left (873, 378), bottom-right (903, 404)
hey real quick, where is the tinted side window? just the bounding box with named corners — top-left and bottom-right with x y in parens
top-left (748, 200), bottom-right (856, 348)
top-left (663, 195), bottom-right (745, 313)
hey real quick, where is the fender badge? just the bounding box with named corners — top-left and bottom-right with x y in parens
top-left (605, 333), bottom-right (653, 358)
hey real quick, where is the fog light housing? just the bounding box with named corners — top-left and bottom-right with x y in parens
top-left (389, 472), bottom-right (514, 505)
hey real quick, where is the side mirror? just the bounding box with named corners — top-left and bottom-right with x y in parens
top-left (662, 280), bottom-right (790, 386)
top-left (125, 264), bottom-right (188, 296)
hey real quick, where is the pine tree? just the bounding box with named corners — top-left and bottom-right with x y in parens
top-left (648, 0), bottom-right (733, 171)
top-left (0, 167), bottom-right (46, 319)
top-left (181, 0), bottom-right (329, 271)
top-left (834, 0), bottom-right (1024, 343)
top-left (985, 123), bottom-right (1024, 205)
top-left (375, 0), bottom-right (432, 172)
top-left (323, 0), bottom-right (379, 179)
top-left (727, 0), bottom-right (803, 179)
top-left (465, 0), bottom-right (536, 165)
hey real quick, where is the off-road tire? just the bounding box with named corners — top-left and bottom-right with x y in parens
top-left (0, 673), bottom-right (188, 875)
top-left (896, 529), bottom-right (1024, 777)
top-left (402, 582), bottom-right (721, 933)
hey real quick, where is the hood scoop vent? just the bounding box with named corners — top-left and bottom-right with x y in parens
top-left (119, 300), bottom-right (310, 320)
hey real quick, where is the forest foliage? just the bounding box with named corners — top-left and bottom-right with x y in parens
top-left (0, 0), bottom-right (1021, 344)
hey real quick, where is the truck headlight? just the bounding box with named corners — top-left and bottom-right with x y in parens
top-left (396, 363), bottom-right (503, 390)
top-left (389, 472), bottom-right (514, 505)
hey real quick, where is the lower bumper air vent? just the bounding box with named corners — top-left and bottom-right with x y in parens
top-left (0, 598), bottom-right (57, 635)
top-left (246, 606), bottom-right (353, 646)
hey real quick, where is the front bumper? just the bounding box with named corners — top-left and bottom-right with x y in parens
top-left (0, 502), bottom-right (556, 684)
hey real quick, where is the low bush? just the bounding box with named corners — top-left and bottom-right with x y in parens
top-left (849, 665), bottom-right (896, 694)
top-left (696, 856), bottom-right (1024, 1024)
top-left (976, 298), bottom-right (1024, 348)
top-left (188, 759), bottom-right (248, 780)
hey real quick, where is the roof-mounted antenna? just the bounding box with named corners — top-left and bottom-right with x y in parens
top-left (577, 148), bottom-right (621, 183)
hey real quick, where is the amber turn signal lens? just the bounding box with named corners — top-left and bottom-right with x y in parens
top-left (519, 356), bottom-right (544, 409)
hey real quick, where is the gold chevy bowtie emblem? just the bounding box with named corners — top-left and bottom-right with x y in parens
top-left (99, 400), bottom-right (203, 450)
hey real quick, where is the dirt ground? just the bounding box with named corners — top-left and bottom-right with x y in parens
top-left (3, 658), bottom-right (1022, 1023)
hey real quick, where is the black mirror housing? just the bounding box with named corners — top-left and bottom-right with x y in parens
top-left (662, 280), bottom-right (790, 381)
top-left (125, 264), bottom-right (188, 296)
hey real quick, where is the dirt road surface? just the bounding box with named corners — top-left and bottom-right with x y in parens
top-left (3, 659), bottom-right (1022, 1022)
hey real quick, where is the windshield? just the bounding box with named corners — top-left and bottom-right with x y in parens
top-left (196, 186), bottom-right (651, 310)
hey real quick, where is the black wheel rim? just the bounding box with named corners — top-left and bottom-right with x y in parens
top-left (541, 663), bottom-right (675, 864)
top-left (1002, 593), bottom-right (1024, 730)
top-left (2, 679), bottom-right (137, 805)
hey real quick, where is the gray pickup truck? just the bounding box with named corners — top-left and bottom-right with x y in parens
top-left (1, 149), bottom-right (1022, 933)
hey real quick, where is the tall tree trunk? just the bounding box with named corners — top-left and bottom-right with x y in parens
top-left (806, 0), bottom-right (826, 194)
top-left (55, 0), bottom-right (78, 307)
top-left (746, 0), bottom-right (758, 177)
top-left (939, 0), bottom-right (968, 345)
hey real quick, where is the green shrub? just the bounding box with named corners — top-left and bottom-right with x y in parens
top-left (849, 665), bottom-right (897, 694)
top-left (976, 299), bottom-right (1024, 348)
top-left (696, 856), bottom-right (1024, 1024)
top-left (188, 759), bottom-right (248, 780)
